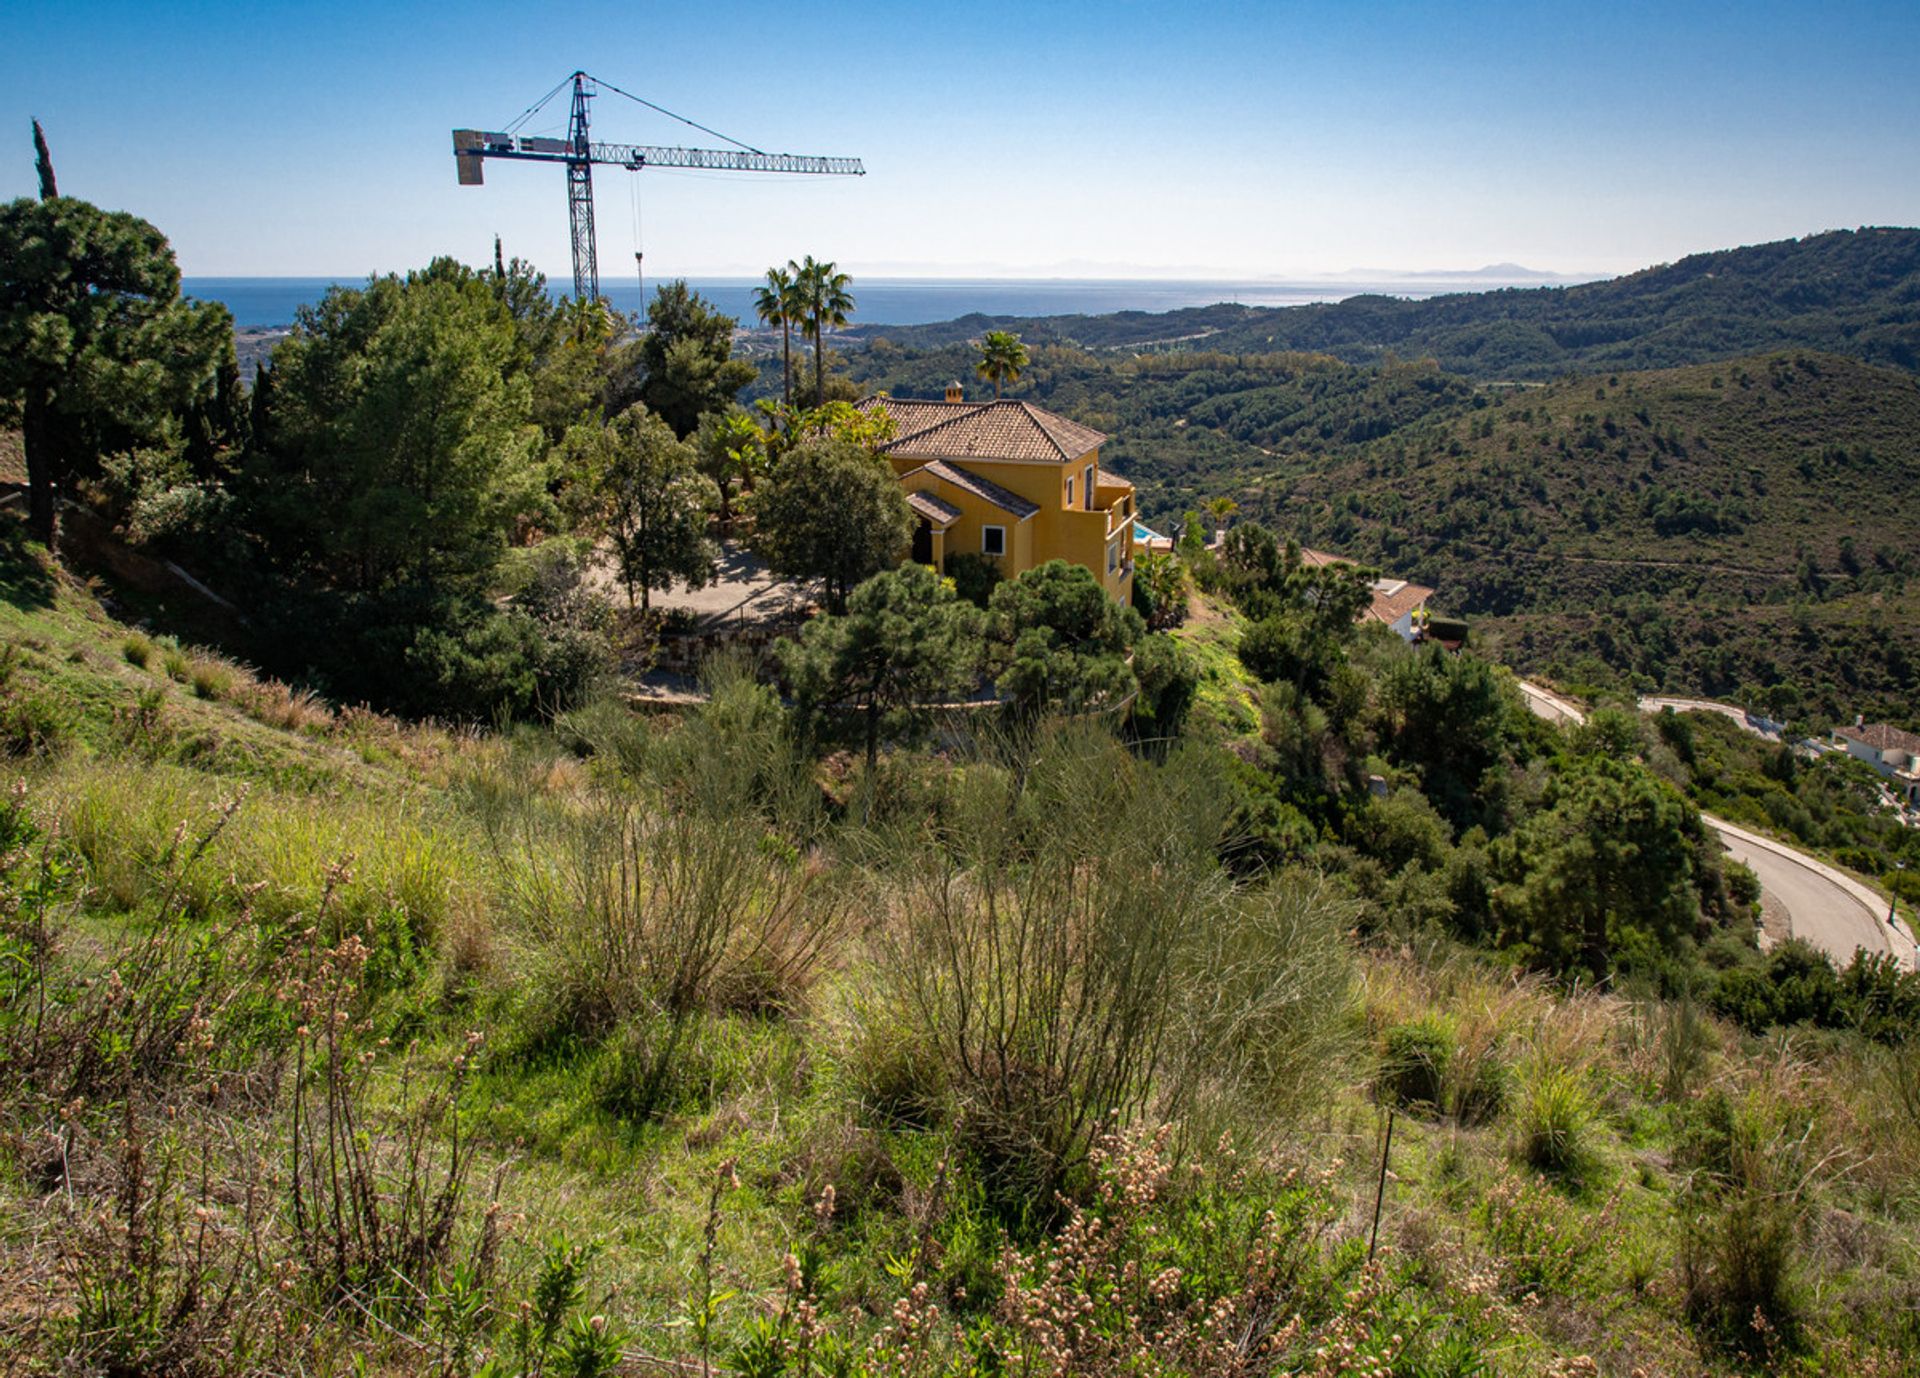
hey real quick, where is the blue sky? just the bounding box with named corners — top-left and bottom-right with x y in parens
top-left (4, 0), bottom-right (1917, 279)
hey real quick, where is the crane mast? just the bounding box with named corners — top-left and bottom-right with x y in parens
top-left (453, 71), bottom-right (865, 303)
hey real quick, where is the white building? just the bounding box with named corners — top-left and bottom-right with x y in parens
top-left (1834, 720), bottom-right (1920, 806)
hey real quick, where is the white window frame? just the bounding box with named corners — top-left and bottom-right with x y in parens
top-left (981, 524), bottom-right (1006, 557)
top-left (1083, 463), bottom-right (1096, 509)
top-left (1065, 475), bottom-right (1075, 509)
top-left (1107, 538), bottom-right (1119, 574)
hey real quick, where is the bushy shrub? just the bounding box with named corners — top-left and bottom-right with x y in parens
top-left (122, 632), bottom-right (154, 668)
top-left (1380, 1015), bottom-right (1455, 1113)
top-left (943, 551), bottom-right (1003, 609)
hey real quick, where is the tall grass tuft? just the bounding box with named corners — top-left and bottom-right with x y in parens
top-left (1514, 1058), bottom-right (1597, 1179)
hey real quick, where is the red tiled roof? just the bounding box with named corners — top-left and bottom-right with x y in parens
top-left (903, 460), bottom-right (1040, 519)
top-left (858, 395), bottom-right (1106, 464)
top-left (905, 490), bottom-right (963, 526)
top-left (1368, 580), bottom-right (1434, 625)
top-left (1837, 722), bottom-right (1920, 755)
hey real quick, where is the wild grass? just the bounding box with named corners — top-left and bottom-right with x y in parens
top-left (3, 544), bottom-right (1920, 1373)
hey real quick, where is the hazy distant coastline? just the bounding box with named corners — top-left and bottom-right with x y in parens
top-left (190, 270), bottom-right (1592, 333)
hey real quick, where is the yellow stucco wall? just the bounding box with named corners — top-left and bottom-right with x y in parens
top-left (896, 448), bottom-right (1134, 602)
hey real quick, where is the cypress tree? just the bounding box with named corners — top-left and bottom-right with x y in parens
top-left (31, 119), bottom-right (57, 199)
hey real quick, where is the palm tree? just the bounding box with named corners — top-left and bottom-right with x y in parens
top-left (975, 329), bottom-right (1029, 398)
top-left (791, 255), bottom-right (855, 408)
top-left (1202, 495), bottom-right (1239, 542)
top-left (753, 265), bottom-right (799, 407)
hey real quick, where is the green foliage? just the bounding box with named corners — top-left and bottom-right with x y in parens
top-left (790, 256), bottom-right (855, 409)
top-left (1492, 755), bottom-right (1709, 978)
top-left (1512, 1060), bottom-right (1597, 1180)
top-left (779, 562), bottom-right (983, 769)
top-left (571, 403), bottom-right (716, 610)
top-left (1677, 1084), bottom-right (1820, 1357)
top-left (620, 280), bottom-right (756, 439)
top-left (1377, 649), bottom-right (1525, 833)
top-left (1125, 631), bottom-right (1198, 744)
top-left (0, 192), bottom-right (236, 540)
top-left (985, 560), bottom-right (1143, 722)
top-left (1379, 1015), bottom-right (1455, 1113)
top-left (974, 329), bottom-right (1029, 398)
top-left (748, 437), bottom-right (912, 614)
top-left (1131, 549), bottom-right (1189, 630)
top-left (941, 550), bottom-right (1003, 610)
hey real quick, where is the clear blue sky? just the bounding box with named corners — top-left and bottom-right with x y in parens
top-left (4, 0), bottom-right (1917, 280)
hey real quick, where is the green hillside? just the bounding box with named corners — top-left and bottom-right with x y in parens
top-left (1256, 351), bottom-right (1920, 722)
top-left (828, 339), bottom-right (1920, 724)
top-left (842, 228), bottom-right (1920, 379)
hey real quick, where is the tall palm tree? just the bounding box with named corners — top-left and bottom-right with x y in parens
top-left (975, 330), bottom-right (1030, 398)
top-left (753, 265), bottom-right (799, 407)
top-left (791, 255), bottom-right (855, 408)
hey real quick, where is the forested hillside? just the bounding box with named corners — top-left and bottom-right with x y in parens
top-left (841, 228), bottom-right (1920, 379)
top-left (829, 336), bottom-right (1920, 724)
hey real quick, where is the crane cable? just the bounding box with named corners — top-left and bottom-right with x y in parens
top-left (502, 74), bottom-right (572, 134)
top-left (586, 72), bottom-right (765, 154)
top-left (629, 172), bottom-right (645, 320)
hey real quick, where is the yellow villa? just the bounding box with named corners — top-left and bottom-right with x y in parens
top-left (856, 384), bottom-right (1138, 602)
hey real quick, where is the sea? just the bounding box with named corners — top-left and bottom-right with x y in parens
top-left (185, 273), bottom-right (1571, 332)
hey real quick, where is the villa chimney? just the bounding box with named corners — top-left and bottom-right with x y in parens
top-left (945, 381), bottom-right (963, 403)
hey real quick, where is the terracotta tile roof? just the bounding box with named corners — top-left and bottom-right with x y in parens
top-left (1367, 579), bottom-right (1434, 625)
top-left (1837, 722), bottom-right (1920, 755)
top-left (858, 395), bottom-right (1106, 464)
top-left (905, 490), bottom-right (963, 526)
top-left (904, 460), bottom-right (1040, 519)
top-left (1095, 468), bottom-right (1134, 490)
top-left (855, 396), bottom-right (971, 438)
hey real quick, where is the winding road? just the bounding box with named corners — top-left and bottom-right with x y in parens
top-left (1515, 681), bottom-right (1919, 970)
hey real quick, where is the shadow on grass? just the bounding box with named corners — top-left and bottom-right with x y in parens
top-left (0, 514), bottom-right (56, 612)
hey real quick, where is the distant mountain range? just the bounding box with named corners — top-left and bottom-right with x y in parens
top-left (846, 228), bottom-right (1920, 379)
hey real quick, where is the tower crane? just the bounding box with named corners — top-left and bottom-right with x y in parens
top-left (453, 71), bottom-right (864, 303)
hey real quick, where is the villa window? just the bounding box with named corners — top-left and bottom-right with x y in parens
top-left (982, 525), bottom-right (1006, 557)
top-left (1065, 476), bottom-right (1075, 508)
top-left (1107, 538), bottom-right (1119, 573)
top-left (1083, 463), bottom-right (1096, 509)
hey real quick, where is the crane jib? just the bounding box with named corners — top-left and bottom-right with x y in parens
top-left (450, 75), bottom-right (864, 303)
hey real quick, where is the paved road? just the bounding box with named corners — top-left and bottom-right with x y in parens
top-left (1715, 829), bottom-right (1893, 962)
top-left (1514, 681), bottom-right (1918, 969)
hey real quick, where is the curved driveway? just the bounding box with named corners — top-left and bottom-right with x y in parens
top-left (1514, 682), bottom-right (1918, 970)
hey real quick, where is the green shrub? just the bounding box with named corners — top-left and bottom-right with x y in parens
top-left (160, 644), bottom-right (190, 682)
top-left (1513, 1059), bottom-right (1596, 1178)
top-left (1677, 1086), bottom-right (1812, 1356)
top-left (0, 687), bottom-right (69, 757)
top-left (122, 632), bottom-right (154, 668)
top-left (943, 551), bottom-right (1003, 609)
top-left (1380, 1015), bottom-right (1456, 1113)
